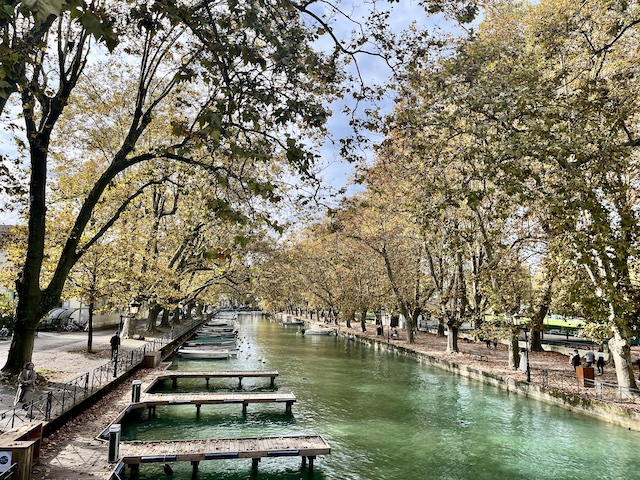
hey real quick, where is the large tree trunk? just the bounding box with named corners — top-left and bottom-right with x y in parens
top-left (446, 324), bottom-right (458, 353)
top-left (147, 303), bottom-right (161, 333)
top-left (4, 283), bottom-right (47, 375)
top-left (437, 318), bottom-right (445, 337)
top-left (360, 308), bottom-right (367, 332)
top-left (87, 301), bottom-right (94, 352)
top-left (173, 306), bottom-right (181, 325)
top-left (609, 325), bottom-right (637, 390)
top-left (122, 315), bottom-right (136, 339)
top-left (530, 281), bottom-right (553, 352)
top-left (508, 329), bottom-right (519, 370)
top-left (160, 308), bottom-right (171, 328)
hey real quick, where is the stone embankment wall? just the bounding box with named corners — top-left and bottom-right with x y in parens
top-left (338, 330), bottom-right (640, 431)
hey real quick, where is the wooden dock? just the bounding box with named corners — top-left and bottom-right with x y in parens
top-left (133, 392), bottom-right (296, 417)
top-left (117, 435), bottom-right (331, 479)
top-left (148, 370), bottom-right (279, 390)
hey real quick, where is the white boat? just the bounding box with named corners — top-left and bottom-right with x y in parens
top-left (186, 339), bottom-right (236, 347)
top-left (177, 348), bottom-right (231, 359)
top-left (202, 325), bottom-right (237, 332)
top-left (195, 330), bottom-right (237, 338)
top-left (206, 320), bottom-right (238, 329)
top-left (282, 320), bottom-right (305, 326)
top-left (302, 326), bottom-right (335, 336)
top-left (200, 326), bottom-right (238, 334)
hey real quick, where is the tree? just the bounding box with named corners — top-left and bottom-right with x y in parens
top-left (1, 0), bottom-right (356, 374)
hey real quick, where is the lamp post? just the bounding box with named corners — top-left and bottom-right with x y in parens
top-left (523, 326), bottom-right (531, 383)
top-left (114, 300), bottom-right (141, 378)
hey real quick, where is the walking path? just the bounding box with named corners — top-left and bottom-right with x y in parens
top-left (6, 315), bottom-right (640, 479)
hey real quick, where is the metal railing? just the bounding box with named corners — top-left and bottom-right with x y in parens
top-left (537, 369), bottom-right (640, 406)
top-left (0, 315), bottom-right (212, 432)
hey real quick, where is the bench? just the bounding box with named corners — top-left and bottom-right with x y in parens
top-left (468, 350), bottom-right (488, 361)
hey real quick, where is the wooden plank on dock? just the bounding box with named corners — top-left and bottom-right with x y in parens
top-left (146, 370), bottom-right (279, 391)
top-left (138, 391), bottom-right (293, 405)
top-left (129, 392), bottom-right (296, 417)
top-left (119, 435), bottom-right (331, 465)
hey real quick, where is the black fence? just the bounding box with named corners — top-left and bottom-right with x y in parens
top-left (538, 368), bottom-right (640, 405)
top-left (0, 316), bottom-right (210, 432)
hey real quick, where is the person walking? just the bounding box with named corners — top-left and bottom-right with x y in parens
top-left (15, 362), bottom-right (36, 409)
top-left (570, 350), bottom-right (581, 371)
top-left (110, 332), bottom-right (121, 360)
top-left (596, 355), bottom-right (605, 375)
top-left (584, 347), bottom-right (595, 368)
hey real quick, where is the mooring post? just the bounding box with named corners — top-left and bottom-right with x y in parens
top-left (252, 458), bottom-right (260, 474)
top-left (242, 402), bottom-right (248, 416)
top-left (130, 463), bottom-right (140, 480)
top-left (172, 377), bottom-right (177, 389)
top-left (270, 376), bottom-right (275, 388)
top-left (131, 380), bottom-right (142, 403)
top-left (196, 404), bottom-right (201, 417)
top-left (191, 460), bottom-right (199, 479)
top-left (206, 378), bottom-right (210, 388)
top-left (286, 401), bottom-right (293, 414)
top-left (308, 456), bottom-right (315, 474)
top-left (107, 424), bottom-right (121, 463)
top-left (301, 456), bottom-right (307, 467)
top-left (238, 376), bottom-right (243, 389)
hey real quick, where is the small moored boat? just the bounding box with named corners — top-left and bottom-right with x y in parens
top-left (302, 326), bottom-right (335, 336)
top-left (177, 348), bottom-right (231, 359)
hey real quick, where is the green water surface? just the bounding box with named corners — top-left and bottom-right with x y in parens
top-left (121, 313), bottom-right (640, 479)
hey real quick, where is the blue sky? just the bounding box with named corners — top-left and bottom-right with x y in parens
top-left (312, 1), bottom-right (452, 198)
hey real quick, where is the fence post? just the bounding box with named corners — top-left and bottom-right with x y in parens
top-left (46, 391), bottom-right (53, 420)
top-left (84, 372), bottom-right (89, 395)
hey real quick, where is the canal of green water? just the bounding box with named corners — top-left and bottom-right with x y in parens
top-left (121, 312), bottom-right (640, 479)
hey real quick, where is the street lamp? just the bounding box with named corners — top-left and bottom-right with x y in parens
top-left (523, 326), bottom-right (531, 383)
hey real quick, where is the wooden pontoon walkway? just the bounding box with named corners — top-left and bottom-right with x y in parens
top-left (148, 370), bottom-right (279, 390)
top-left (117, 435), bottom-right (331, 479)
top-left (133, 392), bottom-right (296, 416)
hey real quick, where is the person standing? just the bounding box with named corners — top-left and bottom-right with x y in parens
top-left (583, 347), bottom-right (595, 368)
top-left (518, 348), bottom-right (528, 373)
top-left (15, 362), bottom-right (36, 409)
top-left (110, 332), bottom-right (121, 360)
top-left (596, 355), bottom-right (605, 375)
